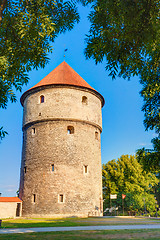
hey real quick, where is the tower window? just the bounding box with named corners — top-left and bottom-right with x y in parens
top-left (51, 164), bottom-right (54, 172)
top-left (59, 194), bottom-right (64, 203)
top-left (84, 165), bottom-right (88, 174)
top-left (39, 113), bottom-right (41, 116)
top-left (32, 194), bottom-right (36, 203)
top-left (32, 128), bottom-right (36, 135)
top-left (40, 95), bottom-right (44, 103)
top-left (24, 167), bottom-right (27, 173)
top-left (67, 126), bottom-right (74, 134)
top-left (82, 96), bottom-right (88, 105)
top-left (95, 131), bottom-right (98, 140)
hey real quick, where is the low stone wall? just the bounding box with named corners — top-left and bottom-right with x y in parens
top-left (0, 202), bottom-right (22, 219)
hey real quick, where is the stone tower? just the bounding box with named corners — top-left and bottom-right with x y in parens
top-left (19, 61), bottom-right (105, 217)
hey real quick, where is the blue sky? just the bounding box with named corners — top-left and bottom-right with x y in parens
top-left (0, 5), bottom-right (155, 197)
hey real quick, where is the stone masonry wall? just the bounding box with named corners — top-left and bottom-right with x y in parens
top-left (22, 87), bottom-right (102, 130)
top-left (19, 86), bottom-right (103, 217)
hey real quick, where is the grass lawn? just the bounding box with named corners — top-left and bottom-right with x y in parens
top-left (1, 229), bottom-right (160, 239)
top-left (1, 216), bottom-right (160, 228)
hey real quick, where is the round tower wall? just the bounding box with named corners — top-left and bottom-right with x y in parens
top-left (20, 86), bottom-right (103, 217)
top-left (22, 87), bottom-right (102, 130)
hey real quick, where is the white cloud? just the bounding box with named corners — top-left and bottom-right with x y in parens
top-left (139, 143), bottom-right (146, 147)
top-left (138, 142), bottom-right (152, 147)
top-left (6, 189), bottom-right (15, 192)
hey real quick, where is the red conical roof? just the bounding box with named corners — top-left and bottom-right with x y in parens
top-left (30, 61), bottom-right (94, 90)
top-left (21, 61), bottom-right (104, 106)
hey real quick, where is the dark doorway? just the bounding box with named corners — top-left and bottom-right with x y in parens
top-left (16, 203), bottom-right (21, 217)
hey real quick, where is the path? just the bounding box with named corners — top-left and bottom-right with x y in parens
top-left (1, 224), bottom-right (160, 234)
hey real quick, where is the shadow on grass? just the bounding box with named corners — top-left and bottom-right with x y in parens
top-left (2, 217), bottom-right (160, 229)
top-left (1, 229), bottom-right (160, 240)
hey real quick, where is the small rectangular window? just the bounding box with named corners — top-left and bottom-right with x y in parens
top-left (84, 165), bottom-right (88, 174)
top-left (24, 167), bottom-right (27, 173)
top-left (32, 128), bottom-right (36, 135)
top-left (59, 194), bottom-right (64, 203)
top-left (32, 194), bottom-right (36, 203)
top-left (51, 164), bottom-right (54, 171)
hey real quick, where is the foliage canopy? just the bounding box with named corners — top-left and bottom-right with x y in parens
top-left (1, 0), bottom-right (160, 143)
top-left (0, 0), bottom-right (79, 139)
top-left (136, 137), bottom-right (160, 173)
top-left (102, 155), bottom-right (158, 213)
top-left (79, 0), bottom-right (160, 135)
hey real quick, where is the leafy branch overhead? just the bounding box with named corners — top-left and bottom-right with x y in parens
top-left (0, 0), bottom-right (79, 139)
top-left (136, 137), bottom-right (160, 172)
top-left (79, 0), bottom-right (160, 134)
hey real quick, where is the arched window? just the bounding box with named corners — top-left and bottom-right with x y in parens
top-left (95, 131), bottom-right (99, 140)
top-left (82, 96), bottom-right (88, 105)
top-left (67, 126), bottom-right (74, 134)
top-left (40, 95), bottom-right (44, 103)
